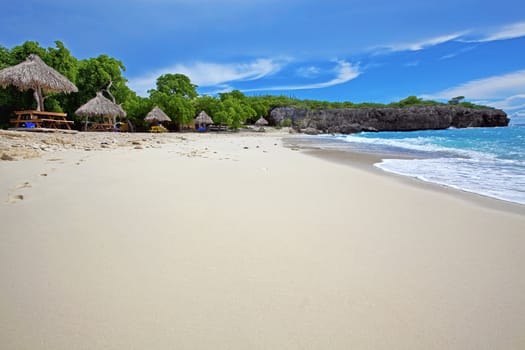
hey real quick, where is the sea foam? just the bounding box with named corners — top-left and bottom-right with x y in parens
top-left (315, 124), bottom-right (525, 205)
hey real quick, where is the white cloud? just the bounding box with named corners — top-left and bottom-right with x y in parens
top-left (128, 58), bottom-right (286, 96)
top-left (374, 21), bottom-right (525, 55)
top-left (467, 21), bottom-right (525, 42)
top-left (422, 70), bottom-right (525, 100)
top-left (488, 94), bottom-right (525, 111)
top-left (439, 45), bottom-right (478, 60)
top-left (511, 110), bottom-right (525, 118)
top-left (380, 32), bottom-right (465, 52)
top-left (296, 66), bottom-right (321, 78)
top-left (173, 59), bottom-right (284, 85)
top-left (422, 70), bottom-right (525, 112)
top-left (243, 60), bottom-right (359, 92)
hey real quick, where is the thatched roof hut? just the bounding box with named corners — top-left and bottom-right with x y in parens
top-left (255, 117), bottom-right (269, 126)
top-left (144, 106), bottom-right (171, 123)
top-left (0, 54), bottom-right (78, 111)
top-left (75, 91), bottom-right (126, 119)
top-left (195, 110), bottom-right (214, 125)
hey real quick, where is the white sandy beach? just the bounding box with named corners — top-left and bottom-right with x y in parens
top-left (1, 130), bottom-right (525, 349)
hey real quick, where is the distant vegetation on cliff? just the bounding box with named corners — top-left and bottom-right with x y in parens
top-left (1, 40), bottom-right (490, 129)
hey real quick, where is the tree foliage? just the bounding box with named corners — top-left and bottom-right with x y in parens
top-left (448, 96), bottom-right (465, 105)
top-left (147, 74), bottom-right (197, 127)
top-left (155, 73), bottom-right (198, 99)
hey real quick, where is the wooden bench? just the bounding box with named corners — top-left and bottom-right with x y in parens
top-left (10, 110), bottom-right (73, 130)
top-left (208, 125), bottom-right (229, 131)
top-left (40, 119), bottom-right (74, 129)
top-left (40, 119), bottom-right (74, 123)
top-left (87, 123), bottom-right (115, 131)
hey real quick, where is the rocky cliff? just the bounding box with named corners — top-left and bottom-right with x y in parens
top-left (270, 106), bottom-right (509, 134)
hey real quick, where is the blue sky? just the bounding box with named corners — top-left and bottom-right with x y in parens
top-left (1, 0), bottom-right (525, 116)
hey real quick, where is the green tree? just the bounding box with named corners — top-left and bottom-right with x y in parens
top-left (0, 42), bottom-right (49, 122)
top-left (149, 91), bottom-right (194, 127)
top-left (148, 73), bottom-right (198, 127)
top-left (122, 92), bottom-right (153, 128)
top-left (448, 96), bottom-right (465, 105)
top-left (397, 96), bottom-right (423, 107)
top-left (218, 89), bottom-right (246, 102)
top-left (9, 41), bottom-right (47, 64)
top-left (194, 95), bottom-right (223, 119)
top-left (72, 54), bottom-right (132, 121)
top-left (44, 41), bottom-right (79, 113)
top-left (0, 45), bottom-right (11, 69)
top-left (155, 73), bottom-right (198, 99)
top-left (246, 97), bottom-right (270, 121)
top-left (75, 55), bottom-right (128, 102)
top-left (218, 97), bottom-right (256, 129)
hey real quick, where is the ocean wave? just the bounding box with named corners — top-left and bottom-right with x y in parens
top-left (319, 133), bottom-right (494, 160)
top-left (313, 126), bottom-right (525, 205)
top-left (376, 158), bottom-right (525, 205)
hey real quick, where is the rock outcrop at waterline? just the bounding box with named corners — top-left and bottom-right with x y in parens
top-left (270, 106), bottom-right (509, 134)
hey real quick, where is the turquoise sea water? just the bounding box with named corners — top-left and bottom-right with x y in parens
top-left (316, 118), bottom-right (525, 205)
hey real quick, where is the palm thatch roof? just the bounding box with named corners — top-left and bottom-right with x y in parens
top-left (0, 54), bottom-right (78, 111)
top-left (255, 117), bottom-right (269, 126)
top-left (75, 91), bottom-right (126, 118)
top-left (144, 106), bottom-right (171, 122)
top-left (0, 54), bottom-right (78, 94)
top-left (194, 110), bottom-right (214, 125)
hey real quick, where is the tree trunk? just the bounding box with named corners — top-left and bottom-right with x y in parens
top-left (104, 81), bottom-right (117, 126)
top-left (33, 87), bottom-right (45, 111)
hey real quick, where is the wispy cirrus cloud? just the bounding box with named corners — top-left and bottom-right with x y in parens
top-left (440, 45), bottom-right (478, 60)
top-left (422, 70), bottom-right (525, 110)
top-left (487, 94), bottom-right (525, 111)
top-left (422, 70), bottom-right (525, 100)
top-left (173, 59), bottom-right (286, 85)
top-left (465, 21), bottom-right (525, 43)
top-left (244, 60), bottom-right (360, 92)
top-left (377, 32), bottom-right (465, 52)
top-left (296, 66), bottom-right (321, 78)
top-left (374, 20), bottom-right (525, 55)
top-left (128, 58), bottom-right (286, 96)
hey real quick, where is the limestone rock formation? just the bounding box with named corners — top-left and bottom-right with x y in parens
top-left (270, 106), bottom-right (509, 134)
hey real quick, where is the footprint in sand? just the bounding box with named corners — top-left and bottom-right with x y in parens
top-left (7, 182), bottom-right (31, 204)
top-left (15, 182), bottom-right (32, 190)
top-left (7, 194), bottom-right (24, 204)
top-left (76, 158), bottom-right (88, 165)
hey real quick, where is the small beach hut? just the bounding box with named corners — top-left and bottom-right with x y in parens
top-left (75, 91), bottom-right (126, 131)
top-left (145, 106), bottom-right (171, 124)
top-left (195, 110), bottom-right (214, 131)
top-left (0, 54), bottom-right (78, 111)
top-left (144, 106), bottom-right (171, 132)
top-left (255, 117), bottom-right (269, 127)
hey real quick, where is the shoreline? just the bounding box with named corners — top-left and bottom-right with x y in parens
top-left (284, 135), bottom-right (525, 216)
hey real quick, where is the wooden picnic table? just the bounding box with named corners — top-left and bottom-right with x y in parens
top-left (149, 125), bottom-right (168, 133)
top-left (10, 110), bottom-right (74, 130)
top-left (86, 122), bottom-right (116, 131)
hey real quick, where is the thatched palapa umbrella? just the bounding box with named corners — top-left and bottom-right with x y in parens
top-left (0, 54), bottom-right (78, 111)
top-left (75, 91), bottom-right (126, 130)
top-left (255, 117), bottom-right (269, 126)
top-left (144, 106), bottom-right (171, 124)
top-left (195, 110), bottom-right (214, 128)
